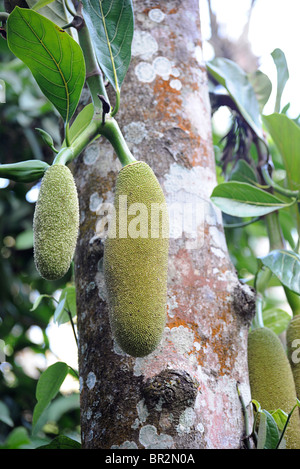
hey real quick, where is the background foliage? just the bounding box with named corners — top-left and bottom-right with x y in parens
top-left (0, 0), bottom-right (80, 448)
top-left (209, 50), bottom-right (299, 331)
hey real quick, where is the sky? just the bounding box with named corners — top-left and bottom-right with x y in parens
top-left (199, 0), bottom-right (300, 117)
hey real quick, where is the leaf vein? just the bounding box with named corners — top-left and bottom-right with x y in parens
top-left (17, 8), bottom-right (70, 120)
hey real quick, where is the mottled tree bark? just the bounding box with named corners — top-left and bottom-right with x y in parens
top-left (74, 0), bottom-right (255, 449)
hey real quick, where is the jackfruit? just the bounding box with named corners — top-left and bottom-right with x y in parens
top-left (286, 315), bottom-right (300, 399)
top-left (33, 164), bottom-right (79, 280)
top-left (103, 161), bottom-right (169, 357)
top-left (248, 327), bottom-right (300, 449)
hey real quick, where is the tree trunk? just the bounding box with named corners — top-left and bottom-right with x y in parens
top-left (74, 0), bottom-right (255, 449)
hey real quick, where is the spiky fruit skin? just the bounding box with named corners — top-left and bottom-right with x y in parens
top-left (33, 164), bottom-right (79, 280)
top-left (287, 315), bottom-right (300, 400)
top-left (104, 161), bottom-right (169, 357)
top-left (248, 327), bottom-right (300, 449)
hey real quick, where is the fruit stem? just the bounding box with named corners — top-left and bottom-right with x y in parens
top-left (261, 164), bottom-right (299, 198)
top-left (53, 115), bottom-right (136, 167)
top-left (100, 117), bottom-right (136, 166)
top-left (0, 12), bottom-right (9, 21)
top-left (264, 211), bottom-right (285, 251)
top-left (252, 294), bottom-right (264, 330)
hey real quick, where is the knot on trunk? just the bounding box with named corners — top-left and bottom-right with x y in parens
top-left (233, 282), bottom-right (256, 326)
top-left (142, 369), bottom-right (198, 413)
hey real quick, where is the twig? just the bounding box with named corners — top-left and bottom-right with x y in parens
top-left (236, 382), bottom-right (252, 449)
top-left (67, 309), bottom-right (78, 347)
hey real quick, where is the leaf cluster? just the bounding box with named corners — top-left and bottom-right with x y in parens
top-left (250, 399), bottom-right (300, 449)
top-left (208, 49), bottom-right (300, 333)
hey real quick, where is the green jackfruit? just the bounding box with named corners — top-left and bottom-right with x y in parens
top-left (104, 161), bottom-right (169, 357)
top-left (287, 315), bottom-right (300, 399)
top-left (33, 164), bottom-right (79, 280)
top-left (248, 327), bottom-right (300, 449)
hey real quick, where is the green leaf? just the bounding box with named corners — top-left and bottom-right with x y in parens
top-left (0, 401), bottom-right (14, 427)
top-left (35, 128), bottom-right (58, 152)
top-left (263, 113), bottom-right (300, 191)
top-left (257, 410), bottom-right (280, 449)
top-left (263, 410), bottom-right (280, 449)
top-left (260, 249), bottom-right (300, 295)
top-left (61, 103), bottom-right (94, 147)
top-left (210, 181), bottom-right (293, 217)
top-left (38, 435), bottom-right (81, 449)
top-left (0, 160), bottom-right (49, 183)
top-left (229, 159), bottom-right (258, 185)
top-left (15, 229), bottom-right (34, 250)
top-left (252, 399), bottom-right (262, 413)
top-left (7, 7), bottom-right (85, 123)
top-left (256, 411), bottom-right (267, 449)
top-left (3, 427), bottom-right (31, 449)
top-left (53, 297), bottom-right (67, 324)
top-left (62, 285), bottom-right (77, 315)
top-left (271, 48), bottom-right (289, 113)
top-left (32, 0), bottom-right (56, 11)
top-left (30, 293), bottom-right (53, 311)
top-left (271, 408), bottom-right (288, 432)
top-left (32, 362), bottom-right (69, 432)
top-left (26, 0), bottom-right (73, 30)
top-left (262, 307), bottom-right (291, 335)
top-left (248, 69), bottom-right (272, 113)
top-left (207, 57), bottom-right (263, 138)
top-left (47, 393), bottom-right (80, 422)
top-left (81, 0), bottom-right (134, 91)
top-left (54, 285), bottom-right (76, 324)
top-left (31, 394), bottom-right (80, 439)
